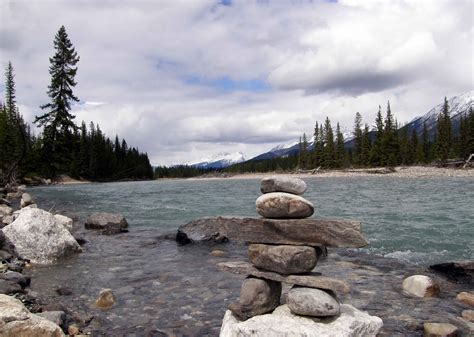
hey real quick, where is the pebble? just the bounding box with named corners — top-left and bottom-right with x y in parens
top-left (423, 322), bottom-right (458, 337)
top-left (456, 292), bottom-right (474, 307)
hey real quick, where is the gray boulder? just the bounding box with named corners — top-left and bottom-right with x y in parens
top-left (248, 244), bottom-right (318, 274)
top-left (256, 193), bottom-right (314, 219)
top-left (2, 208), bottom-right (82, 264)
top-left (36, 311), bottom-right (65, 328)
top-left (228, 277), bottom-right (281, 320)
top-left (53, 214), bottom-right (73, 232)
top-left (0, 271), bottom-right (30, 288)
top-left (220, 304), bottom-right (383, 337)
top-left (20, 193), bottom-right (33, 208)
top-left (0, 280), bottom-right (21, 294)
top-left (0, 294), bottom-right (65, 336)
top-left (260, 176), bottom-right (307, 195)
top-left (85, 212), bottom-right (128, 234)
top-left (287, 286), bottom-right (340, 317)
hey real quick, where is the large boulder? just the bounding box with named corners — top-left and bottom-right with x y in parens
top-left (402, 275), bottom-right (440, 298)
top-left (228, 277), bottom-right (281, 320)
top-left (0, 294), bottom-right (65, 336)
top-left (287, 286), bottom-right (340, 317)
top-left (53, 214), bottom-right (73, 232)
top-left (85, 212), bottom-right (128, 234)
top-left (260, 176), bottom-right (307, 195)
top-left (220, 304), bottom-right (383, 337)
top-left (256, 193), bottom-right (314, 219)
top-left (248, 244), bottom-right (318, 274)
top-left (2, 208), bottom-right (82, 264)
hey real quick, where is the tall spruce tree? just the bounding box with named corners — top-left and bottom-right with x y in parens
top-left (35, 26), bottom-right (80, 176)
top-left (322, 117), bottom-right (334, 168)
top-left (370, 105), bottom-right (384, 166)
top-left (352, 112), bottom-right (363, 166)
top-left (361, 124), bottom-right (371, 166)
top-left (382, 101), bottom-right (398, 166)
top-left (436, 97), bottom-right (452, 162)
top-left (335, 123), bottom-right (345, 168)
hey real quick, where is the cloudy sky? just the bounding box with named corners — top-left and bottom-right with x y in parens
top-left (0, 0), bottom-right (472, 165)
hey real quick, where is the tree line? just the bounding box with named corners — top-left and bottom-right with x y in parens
top-left (0, 26), bottom-right (153, 186)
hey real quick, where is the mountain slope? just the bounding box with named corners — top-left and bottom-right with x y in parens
top-left (190, 152), bottom-right (246, 169)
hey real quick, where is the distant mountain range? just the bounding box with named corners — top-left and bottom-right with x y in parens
top-left (188, 151), bottom-right (246, 169)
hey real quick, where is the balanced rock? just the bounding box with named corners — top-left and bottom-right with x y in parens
top-left (287, 286), bottom-right (340, 317)
top-left (0, 294), bottom-right (65, 336)
top-left (229, 277), bottom-right (281, 320)
top-left (20, 193), bottom-right (33, 208)
top-left (2, 208), bottom-right (82, 264)
top-left (85, 212), bottom-right (128, 234)
top-left (248, 244), bottom-right (317, 274)
top-left (456, 292), bottom-right (474, 307)
top-left (423, 322), bottom-right (458, 337)
top-left (402, 275), bottom-right (440, 298)
top-left (260, 176), bottom-right (307, 195)
top-left (256, 193), bottom-right (314, 219)
top-left (220, 304), bottom-right (383, 337)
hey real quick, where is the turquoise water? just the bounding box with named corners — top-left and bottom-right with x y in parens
top-left (31, 176), bottom-right (474, 265)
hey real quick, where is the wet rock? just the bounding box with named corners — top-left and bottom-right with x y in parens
top-left (456, 292), bottom-right (474, 307)
top-left (0, 199), bottom-right (10, 206)
top-left (55, 286), bottom-right (73, 296)
top-left (402, 275), bottom-right (440, 298)
top-left (256, 192), bottom-right (314, 219)
top-left (0, 250), bottom-right (12, 260)
top-left (260, 176), bottom-right (307, 195)
top-left (178, 217), bottom-right (367, 248)
top-left (94, 288), bottom-right (115, 310)
top-left (0, 205), bottom-right (13, 216)
top-left (37, 311), bottom-right (65, 328)
top-left (430, 260), bottom-right (474, 284)
top-left (20, 193), bottom-right (33, 208)
top-left (85, 212), bottom-right (128, 233)
top-left (287, 286), bottom-right (340, 317)
top-left (228, 277), bottom-right (281, 320)
top-left (461, 310), bottom-right (474, 322)
top-left (2, 208), bottom-right (82, 264)
top-left (53, 214), bottom-right (73, 232)
top-left (220, 304), bottom-right (383, 337)
top-left (423, 322), bottom-right (458, 337)
top-left (218, 261), bottom-right (350, 294)
top-left (0, 271), bottom-right (30, 288)
top-left (0, 294), bottom-right (65, 336)
top-left (210, 249), bottom-right (228, 257)
top-left (248, 244), bottom-right (317, 274)
top-left (0, 279), bottom-right (22, 294)
top-left (68, 324), bottom-right (80, 335)
top-left (6, 191), bottom-right (22, 199)
top-left (0, 231), bottom-right (16, 256)
top-left (73, 235), bottom-right (87, 246)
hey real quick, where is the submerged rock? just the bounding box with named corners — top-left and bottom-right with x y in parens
top-left (430, 260), bottom-right (474, 284)
top-left (260, 176), bottom-right (307, 195)
top-left (94, 288), bottom-right (115, 310)
top-left (0, 294), bottom-right (65, 336)
top-left (456, 292), bottom-right (474, 307)
top-left (287, 286), bottom-right (340, 317)
top-left (256, 192), bottom-right (314, 219)
top-left (248, 244), bottom-right (318, 274)
top-left (0, 271), bottom-right (30, 288)
top-left (2, 208), bottom-right (82, 264)
top-left (423, 322), bottom-right (458, 337)
top-left (402, 275), bottom-right (440, 298)
top-left (220, 304), bottom-right (383, 337)
top-left (228, 277), bottom-right (281, 320)
top-left (85, 212), bottom-right (128, 235)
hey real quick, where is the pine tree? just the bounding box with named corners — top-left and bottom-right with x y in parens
top-left (335, 123), bottom-right (345, 168)
top-left (410, 128), bottom-right (418, 164)
top-left (311, 122), bottom-right (320, 167)
top-left (360, 124), bottom-right (371, 166)
top-left (370, 105), bottom-right (384, 166)
top-left (35, 26), bottom-right (80, 176)
top-left (436, 97), bottom-right (452, 162)
top-left (322, 117), bottom-right (334, 168)
top-left (468, 106), bottom-right (474, 154)
top-left (352, 112), bottom-right (363, 166)
top-left (382, 101), bottom-right (399, 166)
top-left (301, 133), bottom-right (309, 169)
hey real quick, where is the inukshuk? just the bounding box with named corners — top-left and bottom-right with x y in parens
top-left (217, 176), bottom-right (369, 321)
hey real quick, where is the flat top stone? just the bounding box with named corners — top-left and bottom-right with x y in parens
top-left (260, 176), bottom-right (307, 195)
top-left (217, 260), bottom-right (350, 294)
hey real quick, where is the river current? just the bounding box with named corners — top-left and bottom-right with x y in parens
top-left (25, 176), bottom-right (474, 336)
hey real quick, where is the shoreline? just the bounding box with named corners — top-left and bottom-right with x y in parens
top-left (182, 166), bottom-right (474, 181)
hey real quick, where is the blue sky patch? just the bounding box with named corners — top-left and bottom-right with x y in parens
top-left (184, 75), bottom-right (270, 92)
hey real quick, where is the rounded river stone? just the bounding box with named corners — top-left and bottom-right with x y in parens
top-left (256, 192), bottom-right (314, 219)
top-left (260, 176), bottom-right (307, 195)
top-left (248, 244), bottom-right (318, 274)
top-left (287, 286), bottom-right (340, 317)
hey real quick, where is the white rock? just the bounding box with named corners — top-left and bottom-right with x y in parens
top-left (220, 304), bottom-right (383, 337)
top-left (402, 275), bottom-right (440, 298)
top-left (20, 193), bottom-right (33, 208)
top-left (0, 294), bottom-right (65, 336)
top-left (54, 214), bottom-right (73, 232)
top-left (2, 208), bottom-right (82, 264)
top-left (0, 205), bottom-right (13, 216)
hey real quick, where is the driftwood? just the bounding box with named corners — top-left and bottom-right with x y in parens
top-left (177, 217), bottom-right (368, 248)
top-left (218, 261), bottom-right (350, 294)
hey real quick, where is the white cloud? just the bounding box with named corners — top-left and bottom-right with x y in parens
top-left (0, 0), bottom-right (472, 165)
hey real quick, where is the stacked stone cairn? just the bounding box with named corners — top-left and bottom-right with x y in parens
top-left (217, 176), bottom-right (371, 323)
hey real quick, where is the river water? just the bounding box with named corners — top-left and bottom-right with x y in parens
top-left (26, 177), bottom-right (474, 336)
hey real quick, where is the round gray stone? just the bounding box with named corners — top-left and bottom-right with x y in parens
top-left (256, 192), bottom-right (314, 219)
top-left (260, 176), bottom-right (307, 195)
top-left (287, 286), bottom-right (340, 317)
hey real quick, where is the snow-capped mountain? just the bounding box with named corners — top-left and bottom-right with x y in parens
top-left (190, 151), bottom-right (246, 169)
top-left (403, 90), bottom-right (473, 138)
